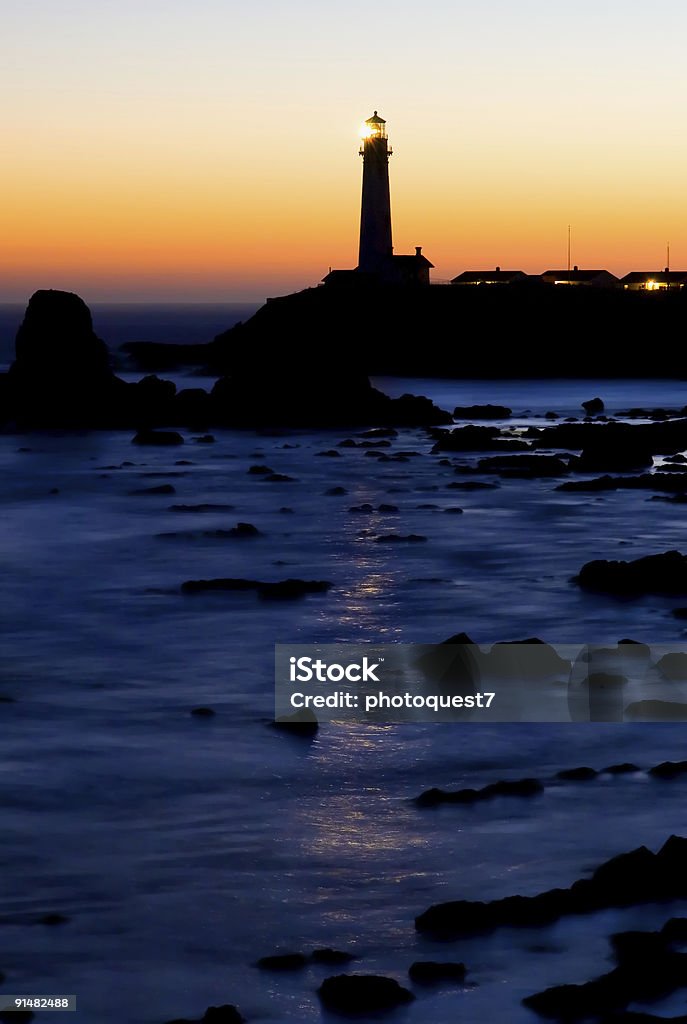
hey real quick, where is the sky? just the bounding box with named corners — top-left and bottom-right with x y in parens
top-left (4, 0), bottom-right (687, 302)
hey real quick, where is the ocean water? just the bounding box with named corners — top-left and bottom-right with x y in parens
top-left (4, 316), bottom-right (687, 1021)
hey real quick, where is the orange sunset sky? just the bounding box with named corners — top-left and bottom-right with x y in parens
top-left (4, 0), bottom-right (687, 302)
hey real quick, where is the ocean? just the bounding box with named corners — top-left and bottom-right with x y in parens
top-left (3, 304), bottom-right (687, 1022)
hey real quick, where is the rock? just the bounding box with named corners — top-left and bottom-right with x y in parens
top-left (311, 948), bottom-right (356, 964)
top-left (256, 952), bottom-right (308, 970)
top-left (262, 473), bottom-right (296, 482)
top-left (200, 1010), bottom-right (244, 1024)
top-left (656, 653), bottom-right (687, 680)
top-left (576, 550), bottom-right (687, 595)
top-left (324, 486), bottom-right (347, 496)
top-left (181, 578), bottom-right (261, 594)
top-left (247, 465), bottom-right (273, 474)
top-left (416, 836), bottom-right (687, 936)
top-left (416, 778), bottom-right (543, 807)
top-left (132, 429), bottom-right (184, 446)
top-left (170, 504), bottom-right (235, 512)
top-left (672, 608), bottom-right (687, 619)
top-left (625, 700), bottom-right (687, 720)
top-left (486, 639), bottom-right (570, 679)
top-left (349, 503), bottom-right (374, 513)
top-left (128, 484), bottom-right (176, 495)
top-left (662, 918), bottom-right (687, 941)
top-left (408, 961), bottom-right (467, 984)
top-left (227, 522), bottom-right (261, 538)
top-left (318, 974), bottom-right (415, 1014)
top-left (316, 449), bottom-right (342, 457)
top-left (524, 925), bottom-right (687, 1020)
top-left (648, 760), bottom-right (687, 779)
top-left (453, 404), bottom-right (511, 419)
top-left (572, 443), bottom-right (653, 472)
top-left (272, 709), bottom-right (319, 736)
top-left (39, 912), bottom-right (69, 925)
top-left (603, 763), bottom-right (641, 774)
top-left (181, 578), bottom-right (331, 599)
top-left (559, 473), bottom-right (687, 493)
top-left (582, 397), bottom-right (605, 414)
top-left (556, 767), bottom-right (598, 781)
top-left (258, 579), bottom-right (331, 599)
top-left (444, 506), bottom-right (464, 513)
top-left (378, 503), bottom-right (399, 513)
top-left (8, 289), bottom-right (115, 427)
top-left (190, 707), bottom-right (216, 717)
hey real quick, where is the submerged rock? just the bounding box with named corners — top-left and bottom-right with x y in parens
top-left (318, 974), bottom-right (415, 1014)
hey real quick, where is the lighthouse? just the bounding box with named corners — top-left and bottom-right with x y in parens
top-left (358, 112), bottom-right (393, 273)
top-left (322, 111), bottom-right (433, 288)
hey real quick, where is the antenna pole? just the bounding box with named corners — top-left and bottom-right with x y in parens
top-left (567, 225), bottom-right (571, 273)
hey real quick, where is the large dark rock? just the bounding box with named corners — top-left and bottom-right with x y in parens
top-left (210, 374), bottom-right (450, 428)
top-left (318, 974), bottom-right (414, 1014)
top-left (576, 550), bottom-right (687, 595)
top-left (415, 836), bottom-right (687, 937)
top-left (8, 289), bottom-right (121, 426)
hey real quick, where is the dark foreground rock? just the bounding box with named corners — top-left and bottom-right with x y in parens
top-left (318, 975), bottom-right (414, 1014)
top-left (575, 550), bottom-right (687, 595)
top-left (415, 835), bottom-right (687, 936)
top-left (2, 290), bottom-right (452, 429)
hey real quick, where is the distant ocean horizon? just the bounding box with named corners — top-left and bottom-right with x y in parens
top-left (0, 302), bottom-right (263, 368)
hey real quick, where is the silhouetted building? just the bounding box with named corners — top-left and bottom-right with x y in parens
top-left (451, 267), bottom-right (528, 285)
top-left (541, 267), bottom-right (618, 287)
top-left (324, 112), bottom-right (433, 288)
top-left (358, 112), bottom-right (393, 274)
top-left (622, 270), bottom-right (687, 291)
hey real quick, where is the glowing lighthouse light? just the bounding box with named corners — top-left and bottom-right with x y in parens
top-left (359, 111), bottom-right (387, 140)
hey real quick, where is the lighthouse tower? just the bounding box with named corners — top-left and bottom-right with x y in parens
top-left (358, 112), bottom-right (393, 273)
